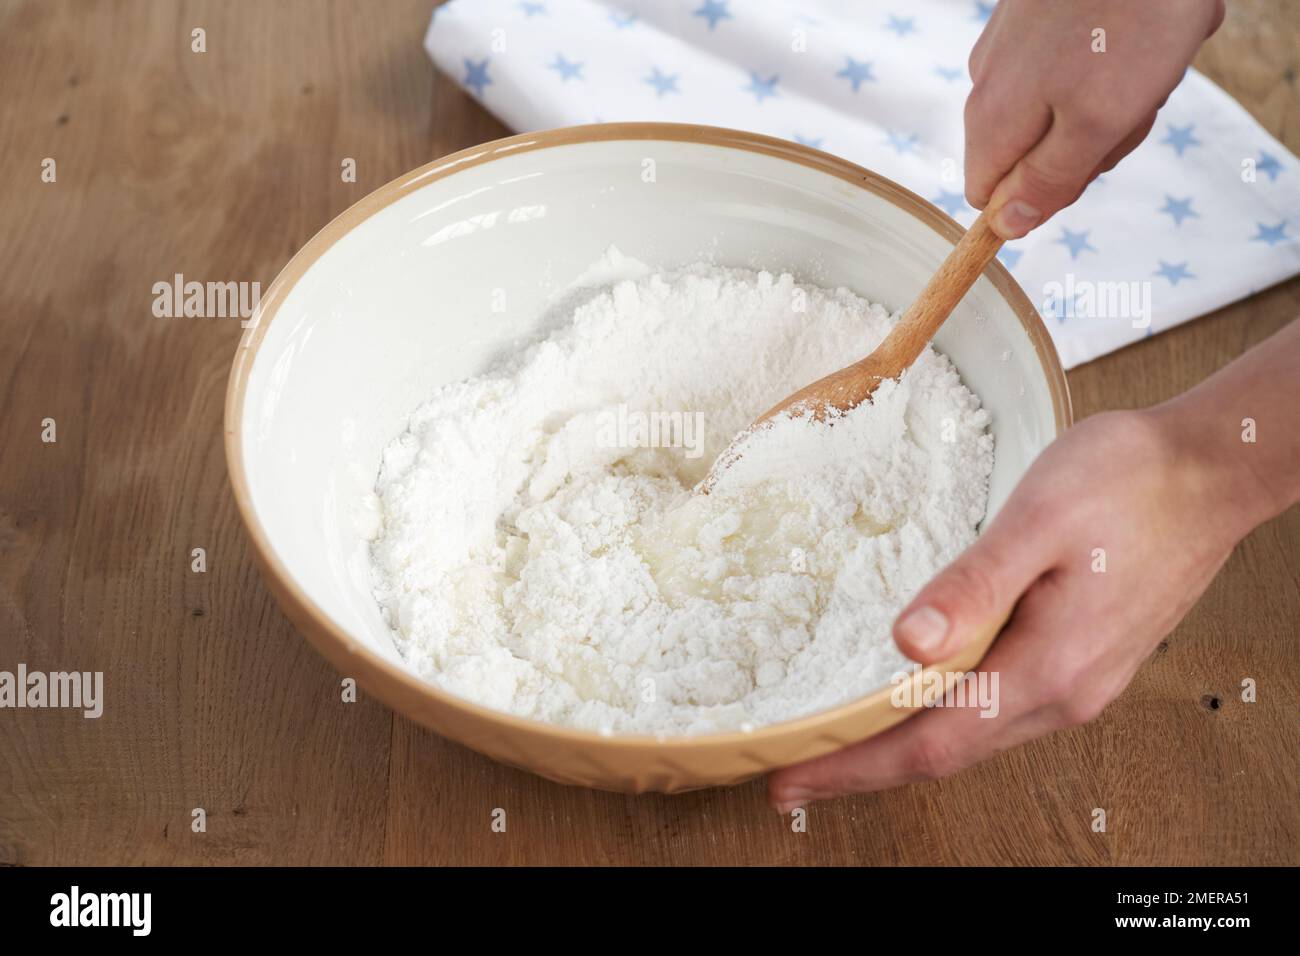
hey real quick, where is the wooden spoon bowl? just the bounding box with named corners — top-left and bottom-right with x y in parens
top-left (702, 210), bottom-right (1004, 491)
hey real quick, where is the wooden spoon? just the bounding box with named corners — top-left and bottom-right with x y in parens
top-left (702, 210), bottom-right (1004, 490)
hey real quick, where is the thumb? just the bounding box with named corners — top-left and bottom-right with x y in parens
top-left (985, 116), bottom-right (1114, 240)
top-left (893, 516), bottom-right (1050, 664)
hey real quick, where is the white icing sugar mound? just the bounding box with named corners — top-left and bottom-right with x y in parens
top-left (367, 262), bottom-right (993, 736)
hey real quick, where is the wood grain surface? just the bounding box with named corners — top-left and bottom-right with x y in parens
top-left (0, 0), bottom-right (1296, 866)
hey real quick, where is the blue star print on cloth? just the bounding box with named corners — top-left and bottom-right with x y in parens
top-left (426, 0), bottom-right (1300, 368)
top-left (837, 57), bottom-right (876, 92)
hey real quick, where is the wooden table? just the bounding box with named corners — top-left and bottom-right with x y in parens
top-left (1, 0), bottom-right (1296, 866)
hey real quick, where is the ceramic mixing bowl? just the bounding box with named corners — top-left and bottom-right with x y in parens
top-left (225, 123), bottom-right (1072, 793)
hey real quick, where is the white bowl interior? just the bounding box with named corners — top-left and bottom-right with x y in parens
top-left (239, 136), bottom-right (1060, 668)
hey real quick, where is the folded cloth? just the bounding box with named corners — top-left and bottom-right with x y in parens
top-left (425, 0), bottom-right (1300, 368)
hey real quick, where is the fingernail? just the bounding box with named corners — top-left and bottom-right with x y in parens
top-left (897, 605), bottom-right (949, 654)
top-left (993, 200), bottom-right (1042, 238)
top-left (772, 790), bottom-right (812, 814)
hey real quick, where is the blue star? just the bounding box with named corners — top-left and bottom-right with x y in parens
top-left (1161, 123), bottom-right (1201, 157)
top-left (934, 65), bottom-right (963, 82)
top-left (884, 130), bottom-right (919, 155)
top-left (1056, 227), bottom-right (1096, 259)
top-left (884, 14), bottom-right (917, 37)
top-left (518, 1), bottom-right (546, 15)
top-left (997, 247), bottom-right (1023, 269)
top-left (1153, 260), bottom-right (1195, 285)
top-left (644, 67), bottom-right (679, 97)
top-left (931, 190), bottom-right (968, 216)
top-left (463, 58), bottom-right (491, 97)
top-left (1250, 220), bottom-right (1290, 246)
top-left (694, 0), bottom-right (731, 30)
top-left (1255, 151), bottom-right (1283, 183)
top-left (836, 57), bottom-right (876, 92)
top-left (973, 1), bottom-right (996, 22)
top-left (549, 53), bottom-right (584, 81)
top-left (1158, 195), bottom-right (1198, 227)
top-left (743, 71), bottom-right (780, 103)
top-left (794, 133), bottom-right (824, 148)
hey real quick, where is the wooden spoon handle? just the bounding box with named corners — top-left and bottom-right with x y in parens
top-left (868, 210), bottom-right (1004, 378)
top-left (749, 211), bottom-right (1005, 426)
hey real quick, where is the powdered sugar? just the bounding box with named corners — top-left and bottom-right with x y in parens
top-left (367, 260), bottom-right (993, 735)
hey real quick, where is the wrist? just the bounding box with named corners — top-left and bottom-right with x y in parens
top-left (1143, 398), bottom-right (1283, 541)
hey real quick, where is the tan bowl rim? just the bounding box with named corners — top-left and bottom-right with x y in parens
top-left (224, 121), bottom-right (1073, 752)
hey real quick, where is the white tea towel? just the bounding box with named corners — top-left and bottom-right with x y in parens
top-left (425, 0), bottom-right (1300, 368)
